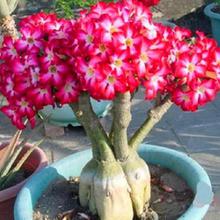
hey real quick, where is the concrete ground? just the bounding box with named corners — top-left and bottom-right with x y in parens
top-left (1, 89), bottom-right (220, 219)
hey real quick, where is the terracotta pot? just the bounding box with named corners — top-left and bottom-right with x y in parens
top-left (0, 143), bottom-right (48, 220)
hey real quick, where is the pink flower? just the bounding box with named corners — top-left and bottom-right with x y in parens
top-left (55, 76), bottom-right (80, 104)
top-left (28, 87), bottom-right (54, 109)
top-left (1, 105), bottom-right (25, 129)
top-left (175, 53), bottom-right (206, 82)
top-left (15, 98), bottom-right (36, 118)
top-left (172, 88), bottom-right (197, 111)
top-left (135, 39), bottom-right (165, 77)
top-left (113, 25), bottom-right (141, 55)
top-left (144, 65), bottom-right (169, 99)
top-left (0, 1), bottom-right (220, 129)
top-left (191, 79), bottom-right (217, 106)
top-left (139, 0), bottom-right (160, 7)
top-left (0, 36), bottom-right (18, 60)
top-left (100, 15), bottom-right (124, 42)
top-left (110, 52), bottom-right (131, 76)
top-left (16, 27), bottom-right (43, 52)
top-left (40, 63), bottom-right (69, 87)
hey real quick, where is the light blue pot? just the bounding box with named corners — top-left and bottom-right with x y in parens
top-left (14, 144), bottom-right (212, 220)
top-left (204, 3), bottom-right (220, 45)
top-left (39, 99), bottom-right (111, 126)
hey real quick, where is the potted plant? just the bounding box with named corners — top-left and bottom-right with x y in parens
top-left (0, 0), bottom-right (219, 219)
top-left (0, 126), bottom-right (48, 220)
top-left (204, 0), bottom-right (220, 45)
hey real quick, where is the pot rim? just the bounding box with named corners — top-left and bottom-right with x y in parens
top-left (204, 3), bottom-right (220, 20)
top-left (14, 144), bottom-right (212, 220)
top-left (0, 143), bottom-right (48, 202)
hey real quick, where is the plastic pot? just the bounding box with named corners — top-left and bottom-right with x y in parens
top-left (0, 143), bottom-right (48, 220)
top-left (14, 144), bottom-right (212, 220)
top-left (204, 3), bottom-right (220, 45)
top-left (39, 100), bottom-right (111, 127)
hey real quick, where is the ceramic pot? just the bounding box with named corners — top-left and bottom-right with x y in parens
top-left (204, 3), bottom-right (220, 45)
top-left (0, 143), bottom-right (48, 220)
top-left (39, 99), bottom-right (111, 127)
top-left (14, 144), bottom-right (212, 220)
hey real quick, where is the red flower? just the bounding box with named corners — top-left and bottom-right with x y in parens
top-left (133, 0), bottom-right (160, 7)
top-left (175, 53), bottom-right (206, 82)
top-left (1, 105), bottom-right (25, 129)
top-left (55, 76), bottom-right (80, 104)
top-left (28, 87), bottom-right (54, 109)
top-left (0, 2), bottom-right (220, 129)
top-left (172, 88), bottom-right (197, 111)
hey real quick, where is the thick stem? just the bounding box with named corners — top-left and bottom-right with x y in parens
top-left (0, 15), bottom-right (17, 39)
top-left (70, 93), bottom-right (114, 161)
top-left (129, 97), bottom-right (173, 150)
top-left (7, 0), bottom-right (19, 14)
top-left (112, 92), bottom-right (131, 161)
top-left (0, 0), bottom-right (10, 18)
top-left (70, 102), bottom-right (100, 160)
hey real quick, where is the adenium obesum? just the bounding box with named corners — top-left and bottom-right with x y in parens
top-left (0, 0), bottom-right (220, 129)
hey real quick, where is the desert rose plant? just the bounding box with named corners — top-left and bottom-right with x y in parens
top-left (1, 0), bottom-right (220, 219)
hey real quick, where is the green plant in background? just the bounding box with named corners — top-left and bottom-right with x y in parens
top-left (55, 0), bottom-right (114, 18)
top-left (214, 0), bottom-right (220, 5)
top-left (0, 121), bottom-right (44, 191)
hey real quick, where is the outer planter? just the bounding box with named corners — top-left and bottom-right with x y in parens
top-left (14, 144), bottom-right (212, 220)
top-left (204, 3), bottom-right (220, 45)
top-left (0, 143), bottom-right (48, 220)
top-left (39, 99), bottom-right (111, 127)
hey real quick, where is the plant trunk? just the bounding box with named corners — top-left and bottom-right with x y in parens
top-left (70, 93), bottom-right (152, 220)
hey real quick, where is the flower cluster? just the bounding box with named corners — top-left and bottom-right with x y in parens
top-left (0, 13), bottom-right (80, 128)
top-left (0, 0), bottom-right (220, 129)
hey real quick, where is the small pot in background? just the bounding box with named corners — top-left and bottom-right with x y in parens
top-left (0, 143), bottom-right (48, 220)
top-left (204, 3), bottom-right (220, 45)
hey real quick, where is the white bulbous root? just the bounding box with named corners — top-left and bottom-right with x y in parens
top-left (79, 153), bottom-right (151, 220)
top-left (121, 151), bottom-right (151, 217)
top-left (93, 160), bottom-right (134, 220)
top-left (79, 159), bottom-right (98, 212)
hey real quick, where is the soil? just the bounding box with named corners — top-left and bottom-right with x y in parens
top-left (33, 165), bottom-right (194, 220)
top-left (0, 169), bottom-right (32, 191)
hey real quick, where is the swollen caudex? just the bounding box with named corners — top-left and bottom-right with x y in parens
top-left (121, 151), bottom-right (151, 216)
top-left (93, 161), bottom-right (133, 220)
top-left (79, 159), bottom-right (98, 210)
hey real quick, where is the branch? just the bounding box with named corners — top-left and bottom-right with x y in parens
top-left (70, 93), bottom-right (114, 161)
top-left (129, 96), bottom-right (173, 150)
top-left (112, 92), bottom-right (131, 161)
